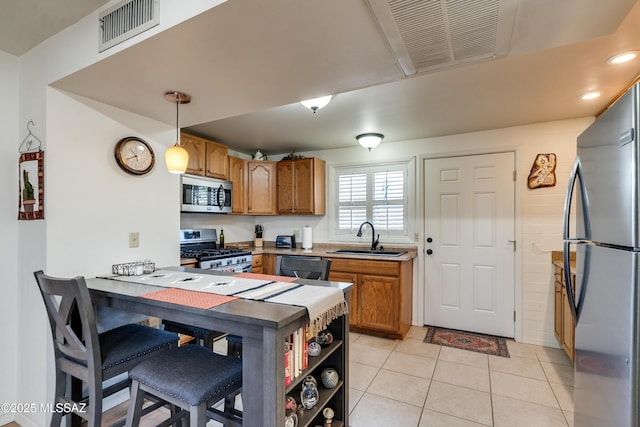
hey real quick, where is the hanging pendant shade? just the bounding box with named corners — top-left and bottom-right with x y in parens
top-left (165, 144), bottom-right (189, 174)
top-left (164, 91), bottom-right (191, 174)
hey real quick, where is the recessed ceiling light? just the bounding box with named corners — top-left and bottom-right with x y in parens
top-left (607, 51), bottom-right (638, 64)
top-left (580, 92), bottom-right (601, 100)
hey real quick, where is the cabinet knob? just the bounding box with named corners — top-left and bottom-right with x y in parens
top-left (426, 249), bottom-right (433, 255)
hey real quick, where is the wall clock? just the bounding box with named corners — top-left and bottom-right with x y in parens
top-left (114, 136), bottom-right (155, 175)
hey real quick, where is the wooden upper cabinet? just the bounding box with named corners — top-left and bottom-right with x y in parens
top-left (204, 140), bottom-right (228, 179)
top-left (180, 132), bottom-right (228, 179)
top-left (181, 133), bottom-right (206, 176)
top-left (276, 157), bottom-right (325, 215)
top-left (247, 161), bottom-right (277, 215)
top-left (228, 155), bottom-right (246, 214)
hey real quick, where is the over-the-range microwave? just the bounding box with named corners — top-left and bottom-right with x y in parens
top-left (181, 175), bottom-right (232, 213)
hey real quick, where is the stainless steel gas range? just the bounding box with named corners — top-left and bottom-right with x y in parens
top-left (180, 228), bottom-right (252, 273)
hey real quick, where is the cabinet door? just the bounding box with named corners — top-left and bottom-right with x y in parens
top-left (247, 161), bottom-right (277, 215)
top-left (554, 280), bottom-right (563, 343)
top-left (181, 133), bottom-right (205, 176)
top-left (228, 156), bottom-right (246, 213)
top-left (262, 253), bottom-right (277, 275)
top-left (329, 271), bottom-right (359, 327)
top-left (359, 274), bottom-right (399, 332)
top-left (276, 161), bottom-right (295, 213)
top-left (292, 158), bottom-right (315, 214)
top-left (205, 140), bottom-right (229, 179)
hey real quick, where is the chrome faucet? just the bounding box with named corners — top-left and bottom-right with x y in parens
top-left (357, 221), bottom-right (379, 251)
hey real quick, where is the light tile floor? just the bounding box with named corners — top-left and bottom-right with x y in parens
top-left (348, 326), bottom-right (574, 427)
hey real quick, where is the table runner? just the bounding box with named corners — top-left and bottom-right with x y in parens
top-left (141, 288), bottom-right (238, 309)
top-left (101, 270), bottom-right (348, 330)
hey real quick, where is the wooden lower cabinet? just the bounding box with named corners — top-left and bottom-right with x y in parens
top-left (251, 254), bottom-right (263, 274)
top-left (553, 259), bottom-right (575, 361)
top-left (262, 253), bottom-right (277, 275)
top-left (325, 257), bottom-right (412, 339)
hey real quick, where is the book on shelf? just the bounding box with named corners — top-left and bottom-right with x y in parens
top-left (284, 324), bottom-right (311, 386)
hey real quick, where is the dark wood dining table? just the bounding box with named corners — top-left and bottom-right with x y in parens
top-left (85, 266), bottom-right (351, 427)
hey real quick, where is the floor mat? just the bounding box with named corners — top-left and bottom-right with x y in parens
top-left (424, 326), bottom-right (510, 358)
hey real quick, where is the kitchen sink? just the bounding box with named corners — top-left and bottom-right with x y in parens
top-left (328, 249), bottom-right (406, 256)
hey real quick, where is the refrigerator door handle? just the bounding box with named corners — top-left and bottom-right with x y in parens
top-left (563, 156), bottom-right (592, 325)
top-left (563, 157), bottom-right (591, 241)
top-left (563, 240), bottom-right (591, 325)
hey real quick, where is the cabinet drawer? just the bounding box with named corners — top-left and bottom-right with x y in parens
top-left (326, 257), bottom-right (399, 276)
top-left (252, 255), bottom-right (263, 269)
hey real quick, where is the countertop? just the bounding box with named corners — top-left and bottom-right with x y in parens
top-left (181, 244), bottom-right (417, 265)
top-left (552, 250), bottom-right (576, 272)
top-left (250, 244), bottom-right (417, 262)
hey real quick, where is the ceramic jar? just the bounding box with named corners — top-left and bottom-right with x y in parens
top-left (320, 367), bottom-right (339, 388)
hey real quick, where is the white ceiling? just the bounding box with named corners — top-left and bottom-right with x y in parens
top-left (4, 0), bottom-right (640, 155)
top-left (0, 0), bottom-right (111, 56)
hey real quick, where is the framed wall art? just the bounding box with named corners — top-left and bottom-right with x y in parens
top-left (18, 150), bottom-right (44, 220)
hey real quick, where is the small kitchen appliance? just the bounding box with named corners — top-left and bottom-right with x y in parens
top-left (276, 235), bottom-right (296, 249)
top-left (180, 228), bottom-right (251, 272)
top-left (181, 175), bottom-right (232, 213)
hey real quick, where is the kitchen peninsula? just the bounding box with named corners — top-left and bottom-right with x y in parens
top-left (87, 267), bottom-right (352, 427)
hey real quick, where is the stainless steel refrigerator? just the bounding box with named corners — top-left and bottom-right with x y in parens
top-left (563, 82), bottom-right (640, 427)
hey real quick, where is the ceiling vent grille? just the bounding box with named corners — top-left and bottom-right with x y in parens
top-left (367, 0), bottom-right (517, 76)
top-left (99, 0), bottom-right (159, 52)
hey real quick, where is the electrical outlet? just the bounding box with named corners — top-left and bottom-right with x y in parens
top-left (129, 232), bottom-right (139, 248)
top-left (414, 232), bottom-right (419, 242)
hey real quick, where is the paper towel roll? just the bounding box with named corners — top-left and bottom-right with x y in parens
top-left (302, 226), bottom-right (313, 250)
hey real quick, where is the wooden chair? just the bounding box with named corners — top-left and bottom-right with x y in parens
top-left (126, 345), bottom-right (242, 427)
top-left (33, 270), bottom-right (179, 427)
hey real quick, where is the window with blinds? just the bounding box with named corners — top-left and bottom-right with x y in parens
top-left (335, 163), bottom-right (408, 237)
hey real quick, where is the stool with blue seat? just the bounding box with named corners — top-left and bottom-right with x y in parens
top-left (125, 344), bottom-right (243, 426)
top-left (33, 270), bottom-right (179, 427)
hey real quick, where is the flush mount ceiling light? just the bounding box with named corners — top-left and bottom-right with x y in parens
top-left (580, 91), bottom-right (601, 100)
top-left (164, 91), bottom-right (191, 174)
top-left (356, 133), bottom-right (384, 151)
top-left (607, 51), bottom-right (639, 64)
top-left (300, 95), bottom-right (334, 113)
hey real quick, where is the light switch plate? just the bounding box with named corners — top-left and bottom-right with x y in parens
top-left (129, 232), bottom-right (139, 248)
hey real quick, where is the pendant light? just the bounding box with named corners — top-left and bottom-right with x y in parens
top-left (164, 91), bottom-right (191, 174)
top-left (356, 133), bottom-right (384, 151)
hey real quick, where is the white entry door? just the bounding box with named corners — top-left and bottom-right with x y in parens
top-left (424, 152), bottom-right (515, 337)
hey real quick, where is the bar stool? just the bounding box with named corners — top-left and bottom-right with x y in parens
top-left (33, 270), bottom-right (179, 427)
top-left (126, 345), bottom-right (242, 426)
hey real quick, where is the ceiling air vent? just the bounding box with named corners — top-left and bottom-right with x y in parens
top-left (366, 0), bottom-right (517, 76)
top-left (99, 0), bottom-right (159, 52)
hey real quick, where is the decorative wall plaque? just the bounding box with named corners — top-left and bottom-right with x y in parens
top-left (528, 153), bottom-right (556, 189)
